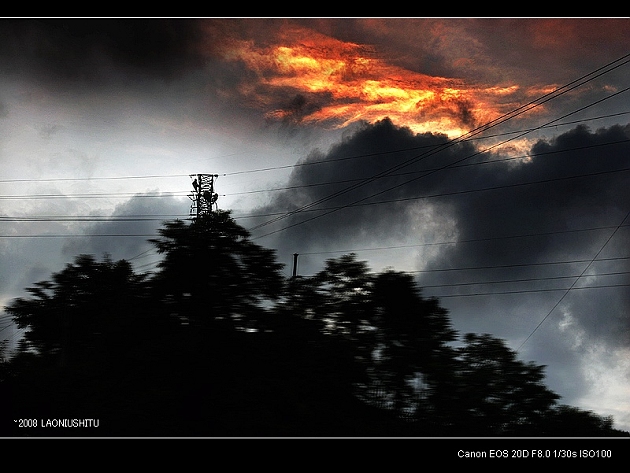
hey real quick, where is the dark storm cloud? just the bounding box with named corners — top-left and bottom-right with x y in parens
top-left (61, 193), bottom-right (189, 261)
top-left (251, 119), bottom-right (630, 348)
top-left (428, 124), bottom-right (630, 349)
top-left (433, 124), bottom-right (630, 270)
top-left (250, 119), bottom-right (470, 245)
top-left (0, 19), bottom-right (207, 86)
top-left (0, 17), bottom-right (627, 430)
top-left (306, 18), bottom-right (630, 87)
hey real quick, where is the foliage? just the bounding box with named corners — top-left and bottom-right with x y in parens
top-left (1, 214), bottom-right (626, 437)
top-left (5, 254), bottom-right (150, 363)
top-left (540, 405), bottom-right (622, 436)
top-left (451, 333), bottom-right (560, 435)
top-left (149, 211), bottom-right (284, 330)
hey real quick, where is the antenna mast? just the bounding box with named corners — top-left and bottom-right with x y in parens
top-left (189, 173), bottom-right (219, 219)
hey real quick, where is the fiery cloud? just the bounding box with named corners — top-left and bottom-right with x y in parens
top-left (209, 24), bottom-right (538, 137)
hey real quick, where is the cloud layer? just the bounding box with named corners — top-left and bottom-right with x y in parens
top-left (247, 119), bottom-right (630, 419)
top-left (1, 17), bottom-right (629, 431)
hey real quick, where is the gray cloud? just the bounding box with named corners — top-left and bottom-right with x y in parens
top-left (246, 118), bottom-right (629, 417)
top-left (251, 119), bottom-right (630, 349)
top-left (61, 193), bottom-right (189, 261)
top-left (1, 17), bottom-right (629, 431)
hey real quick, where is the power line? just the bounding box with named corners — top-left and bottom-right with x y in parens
top-left (516, 210), bottom-right (630, 351)
top-left (221, 111), bottom-right (630, 178)
top-left (0, 174), bottom-right (190, 184)
top-left (0, 216), bottom-right (183, 222)
top-left (223, 138), bottom-right (630, 197)
top-left (0, 234), bottom-right (159, 238)
top-left (1, 135), bottom-right (627, 204)
top-left (127, 247), bottom-right (159, 262)
top-left (0, 191), bottom-right (190, 200)
top-left (428, 283), bottom-right (630, 299)
top-left (247, 55), bottom-right (630, 238)
top-left (3, 208), bottom-right (629, 242)
top-left (289, 255), bottom-right (629, 279)
top-left (297, 224), bottom-right (630, 256)
top-left (406, 256), bottom-right (630, 275)
top-left (252, 87), bottom-right (630, 239)
top-left (418, 271), bottom-right (629, 290)
top-left (229, 166), bottom-right (630, 222)
top-left (0, 111), bottom-right (627, 187)
top-left (0, 111), bottom-right (626, 209)
top-left (3, 145), bottom-right (624, 226)
top-left (0, 133), bottom-right (626, 207)
top-left (132, 259), bottom-right (162, 272)
top-left (3, 137), bottom-right (628, 206)
top-left (5, 143), bottom-right (621, 225)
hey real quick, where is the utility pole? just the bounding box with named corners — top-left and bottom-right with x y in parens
top-left (189, 174), bottom-right (219, 219)
top-left (292, 253), bottom-right (299, 279)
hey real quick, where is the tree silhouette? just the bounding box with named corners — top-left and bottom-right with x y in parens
top-left (451, 333), bottom-right (560, 435)
top-left (2, 215), bottom-right (627, 437)
top-left (290, 254), bottom-right (459, 420)
top-left (370, 269), bottom-right (458, 419)
top-left (540, 405), bottom-right (619, 436)
top-left (149, 210), bottom-right (284, 330)
top-left (6, 254), bottom-right (149, 364)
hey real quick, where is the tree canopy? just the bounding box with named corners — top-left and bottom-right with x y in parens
top-left (1, 212), bottom-right (627, 437)
top-left (149, 211), bottom-right (284, 331)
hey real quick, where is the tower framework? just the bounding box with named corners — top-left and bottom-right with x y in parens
top-left (189, 173), bottom-right (219, 219)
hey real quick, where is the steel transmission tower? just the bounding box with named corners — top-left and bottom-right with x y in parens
top-left (189, 173), bottom-right (219, 219)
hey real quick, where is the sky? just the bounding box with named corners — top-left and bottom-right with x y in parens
top-left (0, 17), bottom-right (629, 433)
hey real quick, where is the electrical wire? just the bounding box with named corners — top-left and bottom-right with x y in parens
top-left (243, 53), bottom-right (630, 235)
top-left (224, 138), bottom-right (630, 197)
top-left (0, 174), bottom-right (190, 184)
top-left (0, 135), bottom-right (626, 206)
top-left (250, 84), bottom-right (630, 239)
top-left (419, 271), bottom-right (629, 290)
top-left (221, 111), bottom-right (630, 178)
top-left (0, 191), bottom-right (190, 200)
top-left (516, 211), bottom-right (630, 351)
top-left (0, 234), bottom-right (159, 238)
top-left (227, 166), bottom-right (630, 223)
top-left (406, 256), bottom-right (630, 275)
top-left (0, 112), bottom-right (627, 206)
top-left (1, 134), bottom-right (627, 206)
top-left (2, 53), bottom-right (629, 356)
top-left (429, 283), bottom-right (630, 299)
top-left (0, 111), bottom-right (627, 186)
top-left (297, 224), bottom-right (630, 256)
top-left (0, 216), bottom-right (183, 222)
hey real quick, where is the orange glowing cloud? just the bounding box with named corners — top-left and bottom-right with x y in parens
top-left (212, 26), bottom-right (536, 138)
